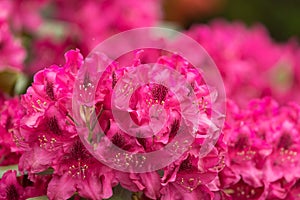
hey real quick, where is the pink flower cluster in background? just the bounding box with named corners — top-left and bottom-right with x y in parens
top-left (220, 98), bottom-right (300, 199)
top-left (0, 0), bottom-right (161, 74)
top-left (186, 20), bottom-right (300, 106)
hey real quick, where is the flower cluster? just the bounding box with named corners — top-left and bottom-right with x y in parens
top-left (18, 50), bottom-right (119, 199)
top-left (220, 98), bottom-right (300, 199)
top-left (1, 1), bottom-right (300, 199)
top-left (0, 20), bottom-right (26, 72)
top-left (186, 20), bottom-right (300, 106)
top-left (0, 0), bottom-right (161, 74)
top-left (0, 96), bottom-right (23, 166)
top-left (8, 48), bottom-right (226, 199)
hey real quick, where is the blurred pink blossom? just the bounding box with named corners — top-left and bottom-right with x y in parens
top-left (52, 0), bottom-right (161, 51)
top-left (186, 20), bottom-right (299, 105)
top-left (0, 97), bottom-right (24, 166)
top-left (222, 97), bottom-right (300, 199)
top-left (0, 22), bottom-right (25, 71)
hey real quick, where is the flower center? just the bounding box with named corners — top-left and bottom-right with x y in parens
top-left (70, 140), bottom-right (89, 161)
top-left (230, 180), bottom-right (264, 199)
top-left (68, 141), bottom-right (90, 179)
top-left (6, 185), bottom-right (19, 200)
top-left (112, 133), bottom-right (126, 148)
top-left (47, 117), bottom-right (61, 135)
top-left (277, 133), bottom-right (293, 150)
top-left (179, 156), bottom-right (193, 172)
top-left (151, 84), bottom-right (168, 104)
top-left (234, 134), bottom-right (249, 151)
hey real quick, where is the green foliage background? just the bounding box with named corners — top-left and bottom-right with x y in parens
top-left (188, 0), bottom-right (300, 42)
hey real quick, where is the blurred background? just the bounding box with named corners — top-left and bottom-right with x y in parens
top-left (164, 0), bottom-right (300, 41)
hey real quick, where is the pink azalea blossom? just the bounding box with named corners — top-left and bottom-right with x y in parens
top-left (223, 97), bottom-right (300, 199)
top-left (160, 135), bottom-right (226, 200)
top-left (52, 0), bottom-right (161, 51)
top-left (18, 46), bottom-right (226, 199)
top-left (0, 97), bottom-right (24, 166)
top-left (0, 170), bottom-right (50, 200)
top-left (0, 22), bottom-right (25, 71)
top-left (285, 179), bottom-right (300, 200)
top-left (19, 50), bottom-right (83, 173)
top-left (186, 20), bottom-right (298, 105)
top-left (0, 0), bottom-right (47, 32)
top-left (19, 104), bottom-right (77, 173)
top-left (48, 138), bottom-right (117, 200)
top-left (0, 170), bottom-right (24, 200)
top-left (116, 171), bottom-right (161, 199)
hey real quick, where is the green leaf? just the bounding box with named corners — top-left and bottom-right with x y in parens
top-left (106, 185), bottom-right (133, 200)
top-left (26, 196), bottom-right (49, 200)
top-left (0, 165), bottom-right (18, 178)
top-left (14, 72), bottom-right (30, 95)
top-left (0, 69), bottom-right (29, 96)
top-left (0, 69), bottom-right (19, 95)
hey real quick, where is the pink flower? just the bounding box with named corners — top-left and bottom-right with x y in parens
top-left (0, 170), bottom-right (50, 200)
top-left (261, 103), bottom-right (300, 183)
top-left (0, 0), bottom-right (47, 32)
top-left (0, 22), bottom-right (25, 71)
top-left (116, 171), bottom-right (161, 199)
top-left (224, 178), bottom-right (266, 200)
top-left (19, 47), bottom-right (226, 199)
top-left (52, 0), bottom-right (161, 51)
top-left (160, 138), bottom-right (226, 200)
top-left (22, 49), bottom-right (82, 113)
top-left (26, 37), bottom-right (79, 74)
top-left (223, 97), bottom-right (300, 199)
top-left (20, 50), bottom-right (118, 199)
top-left (48, 138), bottom-right (117, 200)
top-left (0, 97), bottom-right (24, 166)
top-left (186, 20), bottom-right (298, 105)
top-left (0, 170), bottom-right (24, 200)
top-left (19, 104), bottom-right (77, 172)
top-left (19, 49), bottom-right (83, 173)
top-left (285, 179), bottom-right (300, 200)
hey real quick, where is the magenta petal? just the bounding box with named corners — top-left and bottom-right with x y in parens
top-left (77, 170), bottom-right (116, 199)
top-left (138, 172), bottom-right (161, 199)
top-left (0, 170), bottom-right (24, 200)
top-left (47, 174), bottom-right (77, 200)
